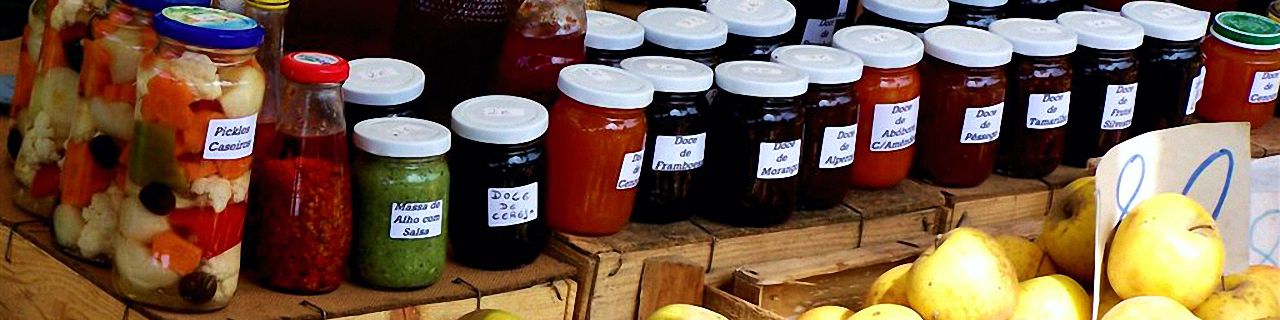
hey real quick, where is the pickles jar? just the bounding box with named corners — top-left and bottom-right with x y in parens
top-left (10, 0), bottom-right (46, 142)
top-left (706, 61), bottom-right (808, 227)
top-left (706, 0), bottom-right (797, 61)
top-left (832, 26), bottom-right (924, 190)
top-left (853, 0), bottom-right (949, 35)
top-left (1056, 12), bottom-right (1144, 167)
top-left (113, 6), bottom-right (263, 311)
top-left (351, 118), bottom-right (451, 289)
top-left (619, 56), bottom-right (713, 224)
top-left (1198, 12), bottom-right (1280, 128)
top-left (586, 10), bottom-right (644, 67)
top-left (492, 0), bottom-right (587, 105)
top-left (636, 8), bottom-right (729, 68)
top-left (449, 96), bottom-right (550, 270)
top-left (989, 19), bottom-right (1076, 179)
top-left (946, 0), bottom-right (1007, 28)
top-left (771, 45), bottom-right (863, 210)
top-left (1123, 2), bottom-right (1210, 134)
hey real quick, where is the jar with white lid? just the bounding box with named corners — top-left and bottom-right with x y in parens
top-left (771, 45), bottom-right (863, 209)
top-left (1122, 1), bottom-right (1210, 134)
top-left (989, 18), bottom-right (1076, 179)
top-left (1056, 11), bottom-right (1145, 167)
top-left (637, 8), bottom-right (730, 67)
top-left (947, 0), bottom-right (1007, 28)
top-left (342, 58), bottom-right (427, 130)
top-left (586, 10), bottom-right (645, 67)
top-left (851, 0), bottom-right (950, 35)
top-left (706, 0), bottom-right (797, 61)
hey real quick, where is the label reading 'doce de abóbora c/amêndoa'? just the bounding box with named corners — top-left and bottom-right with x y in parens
top-left (869, 97), bottom-right (919, 152)
top-left (390, 200), bottom-right (444, 239)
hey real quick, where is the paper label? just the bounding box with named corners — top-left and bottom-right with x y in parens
top-left (652, 133), bottom-right (707, 172)
top-left (488, 183), bottom-right (538, 227)
top-left (756, 139), bottom-right (801, 179)
top-left (1101, 83), bottom-right (1138, 130)
top-left (389, 201), bottom-right (444, 239)
top-left (616, 149), bottom-right (645, 189)
top-left (869, 97), bottom-right (919, 152)
top-left (1187, 66), bottom-right (1207, 115)
top-left (818, 124), bottom-right (857, 169)
top-left (960, 103), bottom-right (1004, 144)
top-left (1027, 92), bottom-right (1071, 129)
top-left (1249, 70), bottom-right (1280, 104)
top-left (202, 114), bottom-right (257, 160)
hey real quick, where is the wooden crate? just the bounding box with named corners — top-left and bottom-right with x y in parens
top-left (921, 175), bottom-right (1052, 238)
top-left (693, 205), bottom-right (862, 283)
top-left (844, 180), bottom-right (947, 247)
top-left (1253, 117), bottom-right (1280, 158)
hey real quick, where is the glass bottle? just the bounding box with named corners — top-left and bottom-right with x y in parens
top-left (990, 18), bottom-right (1076, 179)
top-left (1057, 12), bottom-right (1144, 167)
top-left (706, 0), bottom-right (797, 61)
top-left (637, 8), bottom-right (729, 68)
top-left (1123, 2), bottom-right (1210, 135)
top-left (833, 25), bottom-right (924, 190)
top-left (586, 10), bottom-right (645, 68)
top-left (239, 0), bottom-right (287, 268)
top-left (492, 0), bottom-right (588, 105)
top-left (771, 45), bottom-right (863, 209)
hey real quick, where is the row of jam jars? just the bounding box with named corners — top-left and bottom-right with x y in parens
top-left (619, 56), bottom-right (714, 223)
top-left (916, 26), bottom-right (1013, 188)
top-left (1056, 11), bottom-right (1144, 167)
top-left (637, 8), bottom-right (729, 68)
top-left (706, 61), bottom-right (809, 227)
top-left (849, 0), bottom-right (948, 35)
top-left (948, 0), bottom-right (1007, 28)
top-left (492, 0), bottom-right (587, 105)
top-left (114, 6), bottom-right (263, 311)
top-left (1199, 11), bottom-right (1280, 128)
top-left (833, 26), bottom-right (924, 190)
top-left (586, 10), bottom-right (645, 67)
top-left (989, 19), bottom-right (1076, 179)
top-left (771, 45), bottom-right (864, 209)
top-left (546, 65), bottom-right (654, 236)
top-left (706, 0), bottom-right (796, 61)
top-left (1124, 2), bottom-right (1211, 135)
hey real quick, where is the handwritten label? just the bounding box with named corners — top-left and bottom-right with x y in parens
top-left (202, 114), bottom-right (257, 160)
top-left (652, 133), bottom-right (706, 171)
top-left (961, 103), bottom-right (1004, 144)
top-left (617, 149), bottom-right (645, 189)
top-left (1249, 70), bottom-right (1280, 104)
top-left (1027, 92), bottom-right (1071, 129)
top-left (488, 183), bottom-right (538, 227)
top-left (819, 124), bottom-right (857, 169)
top-left (1188, 66), bottom-right (1206, 115)
top-left (483, 107), bottom-right (526, 117)
top-left (1101, 83), bottom-right (1138, 130)
top-left (870, 97), bottom-right (919, 152)
top-left (757, 139), bottom-right (801, 179)
top-left (390, 201), bottom-right (444, 239)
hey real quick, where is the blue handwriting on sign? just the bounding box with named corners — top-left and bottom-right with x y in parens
top-left (1180, 149), bottom-right (1234, 220)
top-left (1252, 210), bottom-right (1280, 266)
top-left (1114, 149), bottom-right (1235, 221)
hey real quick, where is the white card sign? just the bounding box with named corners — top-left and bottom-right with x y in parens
top-left (1251, 156), bottom-right (1280, 267)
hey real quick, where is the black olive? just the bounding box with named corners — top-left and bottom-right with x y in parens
top-left (66, 40), bottom-right (85, 72)
top-left (7, 127), bottom-right (21, 159)
top-left (139, 183), bottom-right (176, 215)
top-left (88, 135), bottom-right (120, 169)
top-left (179, 272), bottom-right (218, 304)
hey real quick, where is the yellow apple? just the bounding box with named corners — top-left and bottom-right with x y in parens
top-left (1011, 275), bottom-right (1090, 320)
top-left (646, 304), bottom-right (728, 320)
top-left (797, 306), bottom-right (855, 320)
top-left (1040, 177), bottom-right (1096, 285)
top-left (1243, 265), bottom-right (1280, 306)
top-left (457, 309), bottom-right (520, 320)
top-left (1107, 193), bottom-right (1224, 309)
top-left (908, 227), bottom-right (1019, 320)
top-left (864, 263), bottom-right (912, 308)
top-left (1193, 271), bottom-right (1280, 319)
top-left (996, 235), bottom-right (1058, 281)
top-left (1101, 296), bottom-right (1198, 320)
top-left (851, 304), bottom-right (923, 320)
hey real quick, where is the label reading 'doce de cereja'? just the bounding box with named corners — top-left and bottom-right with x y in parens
top-left (390, 200), bottom-right (444, 239)
top-left (757, 139), bottom-right (802, 179)
top-left (616, 149), bottom-right (645, 190)
top-left (869, 97), bottom-right (919, 152)
top-left (488, 182), bottom-right (538, 227)
top-left (1101, 83), bottom-right (1138, 130)
top-left (203, 114), bottom-right (257, 160)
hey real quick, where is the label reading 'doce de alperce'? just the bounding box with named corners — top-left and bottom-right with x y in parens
top-left (390, 200), bottom-right (444, 239)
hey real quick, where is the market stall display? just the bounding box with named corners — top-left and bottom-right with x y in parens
top-left (1056, 11), bottom-right (1143, 167)
top-left (832, 26), bottom-right (923, 190)
top-left (1124, 1), bottom-right (1209, 135)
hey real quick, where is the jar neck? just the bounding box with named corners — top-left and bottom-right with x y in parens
top-left (558, 96), bottom-right (647, 116)
top-left (951, 2), bottom-right (1004, 13)
top-left (455, 136), bottom-right (544, 160)
top-left (156, 38), bottom-right (259, 66)
top-left (1012, 53), bottom-right (1071, 68)
top-left (360, 153), bottom-right (446, 165)
top-left (718, 90), bottom-right (802, 110)
top-left (103, 2), bottom-right (153, 31)
top-left (808, 82), bottom-right (855, 95)
top-left (281, 81), bottom-right (347, 135)
top-left (1075, 46), bottom-right (1136, 61)
top-left (1142, 37), bottom-right (1202, 52)
top-left (926, 55), bottom-right (1005, 74)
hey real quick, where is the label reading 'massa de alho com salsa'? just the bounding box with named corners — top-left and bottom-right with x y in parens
top-left (352, 155), bottom-right (449, 289)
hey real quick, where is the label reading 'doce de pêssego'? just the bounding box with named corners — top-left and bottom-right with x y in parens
top-left (960, 103), bottom-right (1004, 144)
top-left (390, 200), bottom-right (444, 239)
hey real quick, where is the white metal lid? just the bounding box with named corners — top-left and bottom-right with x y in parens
top-left (862, 0), bottom-right (949, 24)
top-left (557, 64), bottom-right (655, 109)
top-left (619, 56), bottom-right (714, 93)
top-left (922, 26), bottom-right (1013, 68)
top-left (1121, 1), bottom-right (1209, 42)
top-left (343, 58), bottom-right (427, 106)
top-left (988, 18), bottom-right (1078, 57)
top-left (833, 25), bottom-right (925, 69)
top-left (637, 8), bottom-right (730, 50)
top-left (705, 0), bottom-right (797, 38)
top-left (586, 10), bottom-right (645, 50)
top-left (770, 45), bottom-right (864, 84)
top-left (451, 95), bottom-right (549, 145)
top-left (1056, 11), bottom-right (1145, 50)
top-left (950, 0), bottom-right (1008, 7)
top-left (354, 117), bottom-right (451, 158)
top-left (714, 61), bottom-right (809, 98)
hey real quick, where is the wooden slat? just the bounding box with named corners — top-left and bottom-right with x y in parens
top-left (1040, 166), bottom-right (1092, 190)
top-left (844, 180), bottom-right (945, 220)
top-left (703, 284), bottom-right (785, 320)
top-left (694, 205), bottom-right (861, 283)
top-left (856, 208), bottom-right (942, 248)
top-left (636, 256), bottom-right (706, 317)
top-left (919, 175), bottom-right (1051, 237)
top-left (0, 224), bottom-right (147, 320)
top-left (1253, 118), bottom-right (1280, 158)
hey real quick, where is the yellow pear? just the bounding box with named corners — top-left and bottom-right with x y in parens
top-left (797, 306), bottom-right (855, 320)
top-left (1011, 275), bottom-right (1090, 320)
top-left (864, 263), bottom-right (913, 308)
top-left (1101, 296), bottom-right (1198, 320)
top-left (907, 227), bottom-right (1019, 320)
top-left (646, 304), bottom-right (728, 320)
top-left (1107, 193), bottom-right (1224, 309)
top-left (851, 304), bottom-right (924, 320)
top-left (1039, 177), bottom-right (1096, 285)
top-left (996, 235), bottom-right (1058, 281)
top-left (1193, 271), bottom-right (1280, 319)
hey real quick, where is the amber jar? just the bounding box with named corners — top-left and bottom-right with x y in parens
top-left (1056, 12), bottom-right (1145, 167)
top-left (1123, 2), bottom-right (1210, 135)
top-left (990, 19), bottom-right (1076, 178)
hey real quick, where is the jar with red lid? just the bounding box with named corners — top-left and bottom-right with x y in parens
top-left (851, 0), bottom-right (949, 35)
top-left (546, 65), bottom-right (654, 236)
top-left (492, 0), bottom-right (587, 105)
top-left (1198, 12), bottom-right (1280, 128)
top-left (1056, 12), bottom-right (1145, 167)
top-left (990, 19), bottom-right (1076, 179)
top-left (586, 10), bottom-right (644, 67)
top-left (916, 26), bottom-right (1012, 188)
top-left (637, 8), bottom-right (729, 68)
top-left (832, 26), bottom-right (924, 190)
top-left (706, 0), bottom-right (797, 61)
top-left (1124, 2), bottom-right (1210, 134)
top-left (946, 0), bottom-right (1007, 28)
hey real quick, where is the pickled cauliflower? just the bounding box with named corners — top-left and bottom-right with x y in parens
top-left (16, 112), bottom-right (63, 184)
top-left (30, 67), bottom-right (82, 139)
top-left (201, 244), bottom-right (241, 303)
top-left (102, 32), bottom-right (145, 84)
top-left (89, 98), bottom-right (134, 140)
top-left (230, 173), bottom-right (250, 203)
top-left (191, 176), bottom-right (233, 213)
top-left (167, 52), bottom-right (222, 100)
top-left (120, 195), bottom-right (170, 242)
top-left (114, 238), bottom-right (180, 291)
top-left (77, 186), bottom-right (124, 258)
top-left (69, 100), bottom-right (96, 141)
top-left (53, 205), bottom-right (85, 248)
top-left (216, 64), bottom-right (265, 119)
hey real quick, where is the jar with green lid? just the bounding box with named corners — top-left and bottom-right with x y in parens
top-left (351, 117), bottom-right (451, 289)
top-left (1198, 11), bottom-right (1280, 128)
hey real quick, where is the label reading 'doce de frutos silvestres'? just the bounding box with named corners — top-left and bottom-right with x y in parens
top-left (1101, 83), bottom-right (1138, 130)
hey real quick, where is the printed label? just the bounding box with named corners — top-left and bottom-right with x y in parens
top-left (652, 133), bottom-right (707, 171)
top-left (1101, 83), bottom-right (1138, 130)
top-left (801, 19), bottom-right (839, 45)
top-left (1249, 70), bottom-right (1280, 104)
top-left (390, 201), bottom-right (444, 239)
top-left (202, 114), bottom-right (257, 160)
top-left (819, 124), bottom-right (857, 169)
top-left (1027, 92), bottom-right (1071, 129)
top-left (757, 139), bottom-right (802, 179)
top-left (961, 103), bottom-right (1004, 144)
top-left (869, 97), bottom-right (919, 152)
top-left (1187, 66), bottom-right (1206, 115)
top-left (616, 149), bottom-right (645, 189)
top-left (488, 183), bottom-right (538, 227)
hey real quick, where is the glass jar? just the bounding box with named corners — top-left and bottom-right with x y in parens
top-left (586, 10), bottom-right (644, 68)
top-left (787, 0), bottom-right (851, 45)
top-left (1057, 11), bottom-right (1144, 167)
top-left (852, 0), bottom-right (949, 35)
top-left (706, 61), bottom-right (808, 227)
top-left (242, 0), bottom-right (288, 153)
top-left (492, 0), bottom-right (587, 105)
top-left (637, 8), bottom-right (729, 68)
top-left (947, 0), bottom-right (1007, 28)
top-left (1084, 0), bottom-right (1133, 14)
top-left (546, 65), bottom-right (653, 236)
top-left (1008, 0), bottom-right (1072, 20)
top-left (393, 0), bottom-right (508, 118)
top-left (916, 26), bottom-right (1012, 188)
top-left (449, 95), bottom-right (550, 270)
top-left (990, 19), bottom-right (1076, 179)
top-left (771, 45), bottom-right (863, 210)
top-left (113, 6), bottom-right (263, 311)
top-left (341, 58), bottom-right (428, 134)
top-left (833, 26), bottom-right (924, 190)
top-left (351, 118), bottom-right (451, 289)
top-left (10, 0), bottom-right (45, 133)
top-left (620, 56), bottom-right (713, 224)
top-left (706, 0), bottom-right (797, 61)
top-left (1123, 2), bottom-right (1210, 135)
top-left (1198, 12), bottom-right (1280, 128)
